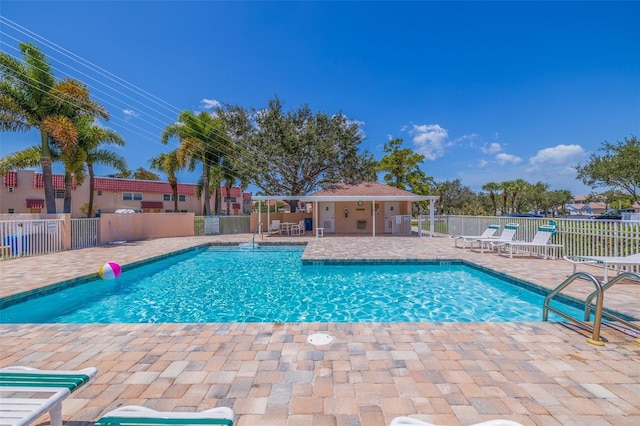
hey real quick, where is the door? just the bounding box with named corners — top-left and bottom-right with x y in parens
top-left (319, 202), bottom-right (335, 233)
top-left (384, 202), bottom-right (400, 233)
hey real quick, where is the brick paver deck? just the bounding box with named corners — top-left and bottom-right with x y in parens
top-left (1, 234), bottom-right (639, 425)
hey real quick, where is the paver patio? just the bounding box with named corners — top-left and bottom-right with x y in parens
top-left (1, 234), bottom-right (639, 425)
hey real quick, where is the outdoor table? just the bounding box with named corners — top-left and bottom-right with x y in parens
top-left (280, 222), bottom-right (295, 235)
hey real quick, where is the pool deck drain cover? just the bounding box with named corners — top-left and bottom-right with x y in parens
top-left (307, 333), bottom-right (333, 346)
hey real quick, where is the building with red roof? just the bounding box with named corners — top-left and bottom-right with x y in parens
top-left (1, 170), bottom-right (252, 217)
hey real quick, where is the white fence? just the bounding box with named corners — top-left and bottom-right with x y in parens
top-left (0, 218), bottom-right (63, 259)
top-left (70, 218), bottom-right (99, 249)
top-left (425, 215), bottom-right (640, 258)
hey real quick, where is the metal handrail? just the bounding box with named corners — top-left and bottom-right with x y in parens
top-left (251, 222), bottom-right (263, 248)
top-left (583, 272), bottom-right (640, 342)
top-left (543, 272), bottom-right (605, 346)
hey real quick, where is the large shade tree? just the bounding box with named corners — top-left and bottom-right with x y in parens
top-left (218, 97), bottom-right (377, 212)
top-left (377, 138), bottom-right (425, 190)
top-left (0, 42), bottom-right (108, 213)
top-left (162, 111), bottom-right (229, 215)
top-left (576, 136), bottom-right (640, 202)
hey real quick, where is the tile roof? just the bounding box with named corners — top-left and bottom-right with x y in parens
top-left (94, 177), bottom-right (197, 195)
top-left (311, 181), bottom-right (417, 197)
top-left (3, 172), bottom-right (17, 187)
top-left (33, 173), bottom-right (75, 190)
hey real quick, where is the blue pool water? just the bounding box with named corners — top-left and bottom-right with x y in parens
top-left (0, 246), bottom-right (581, 323)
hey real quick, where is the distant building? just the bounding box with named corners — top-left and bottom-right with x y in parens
top-left (1, 170), bottom-right (252, 217)
top-left (565, 195), bottom-right (640, 216)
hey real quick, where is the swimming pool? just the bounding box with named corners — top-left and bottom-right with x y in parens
top-left (0, 246), bottom-right (582, 323)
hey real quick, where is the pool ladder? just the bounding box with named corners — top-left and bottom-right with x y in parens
top-left (543, 271), bottom-right (640, 346)
top-left (252, 222), bottom-right (263, 248)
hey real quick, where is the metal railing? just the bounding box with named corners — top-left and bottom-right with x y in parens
top-left (543, 272), bottom-right (605, 345)
top-left (583, 272), bottom-right (640, 343)
top-left (543, 271), bottom-right (640, 345)
top-left (70, 218), bottom-right (99, 249)
top-left (0, 218), bottom-right (63, 259)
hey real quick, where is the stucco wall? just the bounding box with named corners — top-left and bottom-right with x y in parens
top-left (98, 213), bottom-right (195, 244)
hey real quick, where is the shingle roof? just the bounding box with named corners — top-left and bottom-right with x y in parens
top-left (311, 182), bottom-right (417, 197)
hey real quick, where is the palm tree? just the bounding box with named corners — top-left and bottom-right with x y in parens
top-left (482, 182), bottom-right (500, 216)
top-left (0, 146), bottom-right (43, 174)
top-left (76, 117), bottom-right (127, 217)
top-left (161, 111), bottom-right (230, 215)
top-left (149, 151), bottom-right (182, 213)
top-left (222, 157), bottom-right (237, 215)
top-left (0, 42), bottom-right (108, 213)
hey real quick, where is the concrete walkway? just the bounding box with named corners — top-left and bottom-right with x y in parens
top-left (1, 234), bottom-right (639, 425)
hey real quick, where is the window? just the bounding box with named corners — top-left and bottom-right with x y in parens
top-left (123, 192), bottom-right (143, 201)
top-left (178, 195), bottom-right (186, 202)
top-left (97, 191), bottom-right (102, 196)
top-left (163, 194), bottom-right (173, 201)
top-left (7, 187), bottom-right (14, 193)
top-left (54, 189), bottom-right (65, 199)
top-left (230, 197), bottom-right (236, 203)
top-left (8, 209), bottom-right (14, 214)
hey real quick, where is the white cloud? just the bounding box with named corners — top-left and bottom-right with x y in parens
top-left (123, 109), bottom-right (138, 118)
top-left (477, 159), bottom-right (488, 167)
top-left (527, 144), bottom-right (586, 170)
top-left (201, 98), bottom-right (220, 109)
top-left (409, 124), bottom-right (449, 160)
top-left (495, 153), bottom-right (523, 165)
top-left (481, 142), bottom-right (502, 154)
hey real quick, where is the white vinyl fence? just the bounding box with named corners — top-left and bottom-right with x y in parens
top-left (0, 218), bottom-right (63, 259)
top-left (70, 218), bottom-right (99, 249)
top-left (426, 215), bottom-right (640, 259)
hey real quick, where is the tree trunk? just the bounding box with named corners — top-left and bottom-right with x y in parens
top-left (41, 132), bottom-right (57, 214)
top-left (87, 163), bottom-right (95, 217)
top-left (170, 177), bottom-right (178, 212)
top-left (63, 170), bottom-right (73, 213)
top-left (202, 165), bottom-right (211, 215)
top-left (225, 182), bottom-right (232, 215)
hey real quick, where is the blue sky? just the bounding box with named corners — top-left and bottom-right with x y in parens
top-left (1, 1), bottom-right (638, 195)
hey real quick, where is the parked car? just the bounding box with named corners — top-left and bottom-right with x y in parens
top-left (590, 208), bottom-right (635, 220)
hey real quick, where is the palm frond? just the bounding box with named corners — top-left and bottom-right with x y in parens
top-left (0, 145), bottom-right (41, 174)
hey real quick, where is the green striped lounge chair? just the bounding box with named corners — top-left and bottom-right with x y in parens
top-left (469, 223), bottom-right (520, 253)
top-left (0, 366), bottom-right (97, 426)
top-left (492, 225), bottom-right (562, 259)
top-left (94, 406), bottom-right (235, 426)
top-left (451, 224), bottom-right (500, 248)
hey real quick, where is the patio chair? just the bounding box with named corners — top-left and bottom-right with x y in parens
top-left (491, 225), bottom-right (562, 259)
top-left (93, 406), bottom-right (235, 426)
top-left (290, 220), bottom-right (305, 235)
top-left (390, 417), bottom-right (522, 426)
top-left (0, 365), bottom-right (97, 426)
top-left (468, 223), bottom-right (520, 253)
top-left (269, 220), bottom-right (281, 235)
top-left (451, 224), bottom-right (500, 248)
top-left (563, 253), bottom-right (640, 283)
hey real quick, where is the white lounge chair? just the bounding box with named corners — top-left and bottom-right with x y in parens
top-left (451, 224), bottom-right (500, 248)
top-left (468, 223), bottom-right (520, 253)
top-left (94, 406), bottom-right (235, 426)
top-left (0, 366), bottom-right (97, 426)
top-left (491, 225), bottom-right (562, 259)
top-left (563, 253), bottom-right (640, 283)
top-left (269, 220), bottom-right (281, 235)
top-left (390, 417), bottom-right (523, 426)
